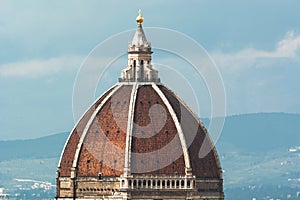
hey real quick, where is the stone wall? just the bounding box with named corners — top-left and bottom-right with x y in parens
top-left (57, 175), bottom-right (223, 200)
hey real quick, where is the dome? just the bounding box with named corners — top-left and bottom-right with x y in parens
top-left (58, 84), bottom-right (222, 178)
top-left (56, 10), bottom-right (224, 200)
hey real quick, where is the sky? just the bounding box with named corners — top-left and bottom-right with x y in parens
top-left (0, 0), bottom-right (300, 140)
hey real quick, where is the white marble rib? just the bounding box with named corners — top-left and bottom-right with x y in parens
top-left (124, 83), bottom-right (138, 176)
top-left (72, 84), bottom-right (122, 169)
top-left (151, 83), bottom-right (191, 171)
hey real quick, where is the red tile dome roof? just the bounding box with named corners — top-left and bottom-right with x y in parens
top-left (58, 83), bottom-right (222, 179)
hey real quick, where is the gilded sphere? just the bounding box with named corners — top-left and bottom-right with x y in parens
top-left (136, 15), bottom-right (144, 24)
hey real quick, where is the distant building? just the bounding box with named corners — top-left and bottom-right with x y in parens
top-left (0, 188), bottom-right (9, 200)
top-left (56, 10), bottom-right (224, 200)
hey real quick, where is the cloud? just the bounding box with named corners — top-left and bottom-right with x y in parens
top-left (211, 30), bottom-right (300, 72)
top-left (207, 30), bottom-right (300, 115)
top-left (276, 31), bottom-right (300, 58)
top-left (0, 56), bottom-right (83, 78)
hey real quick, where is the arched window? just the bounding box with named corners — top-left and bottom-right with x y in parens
top-left (128, 180), bottom-right (132, 187)
top-left (133, 60), bottom-right (136, 80)
top-left (187, 180), bottom-right (191, 188)
top-left (140, 60), bottom-right (144, 80)
top-left (172, 180), bottom-right (175, 188)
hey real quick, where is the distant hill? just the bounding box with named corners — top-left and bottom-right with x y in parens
top-left (0, 113), bottom-right (299, 161)
top-left (0, 132), bottom-right (68, 161)
top-left (217, 113), bottom-right (300, 152)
